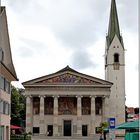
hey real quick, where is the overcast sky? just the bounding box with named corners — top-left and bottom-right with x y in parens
top-left (1, 0), bottom-right (138, 107)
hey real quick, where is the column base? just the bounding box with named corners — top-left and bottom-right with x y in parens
top-left (76, 133), bottom-right (82, 137)
top-left (90, 133), bottom-right (95, 137)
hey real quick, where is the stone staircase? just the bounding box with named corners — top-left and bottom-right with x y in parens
top-left (31, 135), bottom-right (100, 140)
top-left (31, 135), bottom-right (124, 140)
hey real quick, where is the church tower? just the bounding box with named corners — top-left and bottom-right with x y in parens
top-left (105, 0), bottom-right (125, 125)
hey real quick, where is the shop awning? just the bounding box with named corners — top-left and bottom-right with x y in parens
top-left (115, 120), bottom-right (139, 129)
top-left (10, 125), bottom-right (22, 129)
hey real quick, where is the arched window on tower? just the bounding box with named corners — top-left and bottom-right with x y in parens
top-left (114, 53), bottom-right (119, 63)
top-left (113, 53), bottom-right (120, 70)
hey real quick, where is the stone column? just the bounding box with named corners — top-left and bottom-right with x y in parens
top-left (102, 96), bottom-right (110, 122)
top-left (104, 96), bottom-right (109, 121)
top-left (53, 96), bottom-right (59, 136)
top-left (102, 96), bottom-right (105, 122)
top-left (90, 96), bottom-right (96, 136)
top-left (77, 96), bottom-right (82, 136)
top-left (26, 96), bottom-right (32, 133)
top-left (39, 96), bottom-right (45, 135)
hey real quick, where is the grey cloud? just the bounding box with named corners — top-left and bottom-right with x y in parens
top-left (44, 0), bottom-right (108, 48)
top-left (16, 46), bottom-right (33, 58)
top-left (71, 50), bottom-right (97, 70)
top-left (117, 0), bottom-right (138, 33)
top-left (7, 0), bottom-right (108, 49)
top-left (4, 0), bottom-right (31, 13)
top-left (16, 38), bottom-right (48, 57)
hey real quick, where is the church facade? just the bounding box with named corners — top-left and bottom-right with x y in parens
top-left (23, 0), bottom-right (125, 139)
top-left (23, 66), bottom-right (112, 137)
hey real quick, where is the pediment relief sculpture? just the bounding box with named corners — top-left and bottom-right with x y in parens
top-left (36, 73), bottom-right (100, 85)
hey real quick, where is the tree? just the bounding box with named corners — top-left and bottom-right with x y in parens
top-left (97, 122), bottom-right (108, 134)
top-left (11, 86), bottom-right (26, 127)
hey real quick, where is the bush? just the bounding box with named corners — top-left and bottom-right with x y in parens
top-left (11, 135), bottom-right (31, 140)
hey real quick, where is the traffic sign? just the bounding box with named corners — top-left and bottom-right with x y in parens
top-left (108, 118), bottom-right (115, 129)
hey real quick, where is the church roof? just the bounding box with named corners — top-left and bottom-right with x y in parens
top-left (23, 66), bottom-right (113, 88)
top-left (0, 7), bottom-right (18, 80)
top-left (106, 0), bottom-right (124, 48)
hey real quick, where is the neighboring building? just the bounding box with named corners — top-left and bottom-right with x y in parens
top-left (0, 7), bottom-right (18, 140)
top-left (23, 0), bottom-right (125, 139)
top-left (127, 107), bottom-right (139, 121)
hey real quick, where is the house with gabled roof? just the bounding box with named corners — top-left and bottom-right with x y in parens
top-left (0, 6), bottom-right (18, 140)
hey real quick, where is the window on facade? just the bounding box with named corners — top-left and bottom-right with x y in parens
top-left (33, 97), bottom-right (40, 115)
top-left (47, 125), bottom-right (53, 136)
top-left (5, 103), bottom-right (9, 115)
top-left (0, 100), bottom-right (4, 114)
top-left (82, 97), bottom-right (91, 115)
top-left (105, 56), bottom-right (107, 66)
top-left (0, 126), bottom-right (4, 140)
top-left (2, 101), bottom-right (9, 115)
top-left (0, 76), bottom-right (4, 90)
top-left (33, 127), bottom-right (39, 134)
top-left (3, 101), bottom-right (6, 114)
top-left (0, 76), bottom-right (10, 94)
top-left (114, 53), bottom-right (119, 63)
top-left (0, 48), bottom-right (4, 62)
top-left (4, 80), bottom-right (10, 94)
top-left (95, 97), bottom-right (102, 115)
top-left (44, 97), bottom-right (53, 115)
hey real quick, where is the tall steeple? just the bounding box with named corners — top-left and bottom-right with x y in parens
top-left (105, 0), bottom-right (125, 131)
top-left (106, 0), bottom-right (123, 47)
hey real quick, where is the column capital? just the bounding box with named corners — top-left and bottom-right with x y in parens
top-left (39, 95), bottom-right (46, 98)
top-left (76, 95), bottom-right (83, 98)
top-left (52, 95), bottom-right (59, 98)
top-left (90, 95), bottom-right (96, 98)
top-left (102, 95), bottom-right (110, 99)
top-left (25, 95), bottom-right (32, 98)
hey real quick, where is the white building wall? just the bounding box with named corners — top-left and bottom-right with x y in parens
top-left (105, 35), bottom-right (125, 125)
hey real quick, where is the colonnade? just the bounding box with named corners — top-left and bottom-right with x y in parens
top-left (26, 95), bottom-right (109, 136)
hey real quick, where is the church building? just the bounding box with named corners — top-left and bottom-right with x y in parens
top-left (23, 0), bottom-right (125, 139)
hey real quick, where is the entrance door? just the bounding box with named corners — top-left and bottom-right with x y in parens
top-left (82, 125), bottom-right (88, 136)
top-left (64, 120), bottom-right (71, 136)
top-left (47, 125), bottom-right (53, 136)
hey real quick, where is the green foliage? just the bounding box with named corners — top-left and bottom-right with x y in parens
top-left (11, 86), bottom-right (26, 127)
top-left (97, 122), bottom-right (108, 134)
top-left (11, 135), bottom-right (31, 140)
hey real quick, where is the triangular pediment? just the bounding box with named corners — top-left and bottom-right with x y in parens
top-left (23, 66), bottom-right (112, 86)
top-left (36, 73), bottom-right (101, 85)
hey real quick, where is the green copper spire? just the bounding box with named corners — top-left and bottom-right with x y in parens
top-left (106, 0), bottom-right (123, 47)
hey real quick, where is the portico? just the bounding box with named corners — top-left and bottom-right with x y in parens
top-left (23, 66), bottom-right (112, 138)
